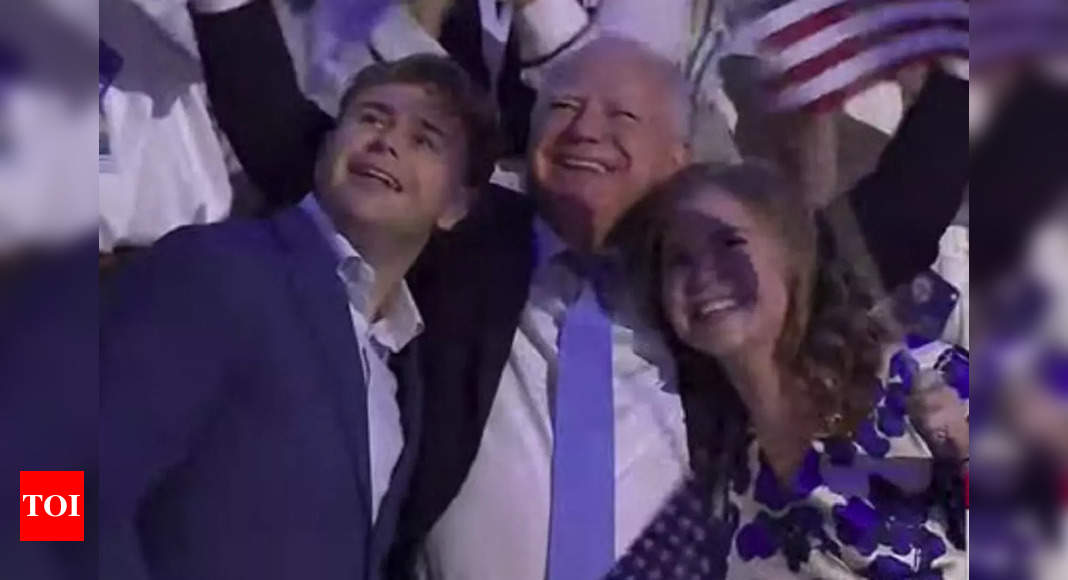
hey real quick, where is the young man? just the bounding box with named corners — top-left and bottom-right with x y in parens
top-left (100, 54), bottom-right (498, 580)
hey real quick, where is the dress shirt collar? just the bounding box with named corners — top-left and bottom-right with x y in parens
top-left (533, 217), bottom-right (570, 273)
top-left (300, 194), bottom-right (424, 353)
top-left (532, 217), bottom-right (626, 274)
top-left (532, 217), bottom-right (634, 312)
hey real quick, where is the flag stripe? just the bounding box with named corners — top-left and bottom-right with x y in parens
top-left (760, 0), bottom-right (957, 47)
top-left (767, 19), bottom-right (968, 89)
top-left (743, 0), bottom-right (855, 42)
top-left (771, 27), bottom-right (968, 110)
top-left (764, 0), bottom-right (967, 71)
top-left (798, 50), bottom-right (961, 112)
top-left (739, 0), bottom-right (970, 111)
top-left (762, 2), bottom-right (855, 49)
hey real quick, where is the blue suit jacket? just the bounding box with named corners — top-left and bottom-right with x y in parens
top-left (101, 206), bottom-right (423, 580)
top-left (0, 240), bottom-right (98, 580)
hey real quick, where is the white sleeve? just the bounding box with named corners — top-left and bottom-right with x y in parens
top-left (302, 3), bottom-right (447, 116)
top-left (190, 0), bottom-right (253, 14)
top-left (512, 0), bottom-right (593, 89)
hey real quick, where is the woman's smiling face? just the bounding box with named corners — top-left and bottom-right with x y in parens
top-left (660, 186), bottom-right (792, 358)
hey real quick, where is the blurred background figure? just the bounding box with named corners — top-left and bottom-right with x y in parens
top-left (967, 2), bottom-right (1068, 574)
top-left (0, 2), bottom-right (98, 579)
top-left (0, 0), bottom-right (96, 258)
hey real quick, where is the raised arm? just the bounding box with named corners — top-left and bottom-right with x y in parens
top-left (834, 67), bottom-right (969, 292)
top-left (190, 0), bottom-right (333, 207)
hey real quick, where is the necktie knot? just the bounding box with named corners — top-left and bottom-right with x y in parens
top-left (560, 252), bottom-right (621, 312)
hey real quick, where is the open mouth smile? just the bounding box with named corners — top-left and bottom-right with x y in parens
top-left (348, 160), bottom-right (401, 191)
top-left (553, 155), bottom-right (613, 174)
top-left (690, 296), bottom-right (743, 321)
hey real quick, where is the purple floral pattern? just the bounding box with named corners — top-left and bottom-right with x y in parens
top-left (725, 346), bottom-right (965, 579)
top-left (609, 345), bottom-right (967, 579)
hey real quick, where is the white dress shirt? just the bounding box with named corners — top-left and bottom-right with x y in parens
top-left (300, 194), bottom-right (423, 521)
top-left (418, 220), bottom-right (689, 580)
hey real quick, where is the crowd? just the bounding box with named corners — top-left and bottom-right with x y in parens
top-left (3, 0), bottom-right (1067, 579)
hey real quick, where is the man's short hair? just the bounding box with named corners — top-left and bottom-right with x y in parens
top-left (338, 54), bottom-right (501, 187)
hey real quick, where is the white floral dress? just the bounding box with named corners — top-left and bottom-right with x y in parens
top-left (606, 342), bottom-right (969, 580)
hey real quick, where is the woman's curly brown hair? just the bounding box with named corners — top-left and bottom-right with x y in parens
top-left (611, 161), bottom-right (892, 476)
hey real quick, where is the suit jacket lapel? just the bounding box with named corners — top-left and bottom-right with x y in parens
top-left (272, 206), bottom-right (374, 526)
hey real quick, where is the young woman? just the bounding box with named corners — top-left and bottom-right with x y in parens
top-left (606, 162), bottom-right (968, 579)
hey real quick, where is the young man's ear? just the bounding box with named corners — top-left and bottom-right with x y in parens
top-left (435, 185), bottom-right (475, 230)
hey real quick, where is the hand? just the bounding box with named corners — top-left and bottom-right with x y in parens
top-left (895, 61), bottom-right (931, 109)
top-left (750, 110), bottom-right (838, 208)
top-left (908, 369), bottom-right (968, 460)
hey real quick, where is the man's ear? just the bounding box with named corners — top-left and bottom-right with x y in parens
top-left (435, 185), bottom-right (475, 230)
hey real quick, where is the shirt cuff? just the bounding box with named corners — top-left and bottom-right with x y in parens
top-left (513, 0), bottom-right (590, 64)
top-left (190, 0), bottom-right (253, 14)
top-left (369, 5), bottom-right (448, 61)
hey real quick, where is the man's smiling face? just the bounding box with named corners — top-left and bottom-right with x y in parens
top-left (529, 39), bottom-right (690, 252)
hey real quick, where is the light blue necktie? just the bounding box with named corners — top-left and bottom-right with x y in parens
top-left (547, 281), bottom-right (615, 580)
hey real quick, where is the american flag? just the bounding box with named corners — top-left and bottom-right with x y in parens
top-left (735, 0), bottom-right (970, 111)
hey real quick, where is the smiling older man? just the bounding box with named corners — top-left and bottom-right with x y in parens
top-left (184, 2), bottom-right (967, 577)
top-left (412, 37), bottom-right (695, 580)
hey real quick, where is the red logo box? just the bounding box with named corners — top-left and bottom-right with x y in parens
top-left (20, 471), bottom-right (84, 541)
